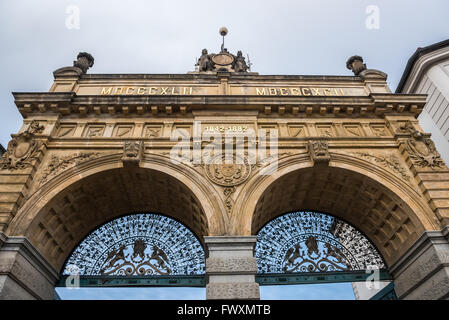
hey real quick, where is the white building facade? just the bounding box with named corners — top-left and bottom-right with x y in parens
top-left (397, 39), bottom-right (449, 165)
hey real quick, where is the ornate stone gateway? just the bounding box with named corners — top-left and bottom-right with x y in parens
top-left (1, 31), bottom-right (449, 299)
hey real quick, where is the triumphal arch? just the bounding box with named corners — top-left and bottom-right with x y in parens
top-left (1, 44), bottom-right (449, 300)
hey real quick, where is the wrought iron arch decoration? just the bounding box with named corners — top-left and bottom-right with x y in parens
top-left (62, 213), bottom-right (205, 276)
top-left (255, 211), bottom-right (386, 274)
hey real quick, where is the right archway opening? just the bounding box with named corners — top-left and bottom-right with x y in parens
top-left (251, 166), bottom-right (425, 267)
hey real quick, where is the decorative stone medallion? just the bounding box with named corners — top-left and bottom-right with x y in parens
top-left (211, 53), bottom-right (235, 66)
top-left (204, 154), bottom-right (251, 187)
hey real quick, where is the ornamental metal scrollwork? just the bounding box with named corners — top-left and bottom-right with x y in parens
top-left (63, 213), bottom-right (205, 276)
top-left (255, 211), bottom-right (386, 274)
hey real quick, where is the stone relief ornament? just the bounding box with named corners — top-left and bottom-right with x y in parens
top-left (308, 140), bottom-right (330, 163)
top-left (28, 120), bottom-right (45, 134)
top-left (399, 121), bottom-right (445, 168)
top-left (39, 152), bottom-right (101, 185)
top-left (353, 152), bottom-right (411, 181)
top-left (0, 128), bottom-right (42, 170)
top-left (204, 153), bottom-right (252, 187)
top-left (122, 140), bottom-right (143, 165)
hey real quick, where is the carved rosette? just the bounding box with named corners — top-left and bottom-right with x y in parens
top-left (121, 140), bottom-right (143, 165)
top-left (0, 131), bottom-right (42, 170)
top-left (308, 140), bottom-right (330, 164)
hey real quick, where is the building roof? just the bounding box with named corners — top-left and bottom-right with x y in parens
top-left (395, 38), bottom-right (449, 93)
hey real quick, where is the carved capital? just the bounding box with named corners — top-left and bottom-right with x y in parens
top-left (121, 140), bottom-right (143, 166)
top-left (308, 140), bottom-right (330, 164)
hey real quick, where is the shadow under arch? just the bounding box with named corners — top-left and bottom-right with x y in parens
top-left (234, 154), bottom-right (437, 266)
top-left (7, 155), bottom-right (226, 271)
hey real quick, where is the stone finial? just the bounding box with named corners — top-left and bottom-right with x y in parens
top-left (73, 52), bottom-right (94, 74)
top-left (346, 55), bottom-right (367, 76)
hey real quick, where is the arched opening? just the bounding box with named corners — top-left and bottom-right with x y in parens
top-left (254, 211), bottom-right (391, 300)
top-left (56, 212), bottom-right (206, 300)
top-left (250, 166), bottom-right (426, 266)
top-left (23, 166), bottom-right (209, 273)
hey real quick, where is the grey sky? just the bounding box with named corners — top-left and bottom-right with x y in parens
top-left (1, 0), bottom-right (448, 299)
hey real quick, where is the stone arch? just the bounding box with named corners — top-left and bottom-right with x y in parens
top-left (232, 153), bottom-right (439, 266)
top-left (6, 153), bottom-right (228, 271)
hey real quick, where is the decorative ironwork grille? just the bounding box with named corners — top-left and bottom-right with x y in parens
top-left (62, 213), bottom-right (205, 276)
top-left (255, 211), bottom-right (386, 274)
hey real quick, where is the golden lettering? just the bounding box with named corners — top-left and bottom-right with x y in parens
top-left (290, 88), bottom-right (301, 96)
top-left (302, 88), bottom-right (311, 96)
top-left (101, 87), bottom-right (112, 95)
top-left (190, 87), bottom-right (193, 95)
top-left (171, 87), bottom-right (177, 95)
top-left (312, 88), bottom-right (321, 96)
top-left (137, 87), bottom-right (145, 95)
top-left (160, 87), bottom-right (169, 95)
top-left (269, 88), bottom-right (277, 95)
top-left (256, 88), bottom-right (267, 95)
top-left (115, 87), bottom-right (124, 95)
top-left (340, 88), bottom-right (345, 96)
top-left (323, 88), bottom-right (331, 96)
top-left (149, 87), bottom-right (157, 95)
top-left (280, 88), bottom-right (289, 96)
top-left (126, 87), bottom-right (134, 95)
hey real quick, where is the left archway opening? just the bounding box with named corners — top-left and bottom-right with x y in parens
top-left (24, 166), bottom-right (209, 272)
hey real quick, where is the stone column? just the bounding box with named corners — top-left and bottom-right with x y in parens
top-left (204, 236), bottom-right (260, 300)
top-left (0, 232), bottom-right (59, 300)
top-left (390, 226), bottom-right (449, 300)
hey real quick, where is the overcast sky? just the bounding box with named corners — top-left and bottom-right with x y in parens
top-left (1, 0), bottom-right (449, 300)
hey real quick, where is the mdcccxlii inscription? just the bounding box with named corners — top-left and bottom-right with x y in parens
top-left (98, 86), bottom-right (346, 96)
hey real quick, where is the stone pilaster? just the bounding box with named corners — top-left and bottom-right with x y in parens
top-left (205, 236), bottom-right (260, 300)
top-left (390, 227), bottom-right (449, 300)
top-left (0, 232), bottom-right (59, 300)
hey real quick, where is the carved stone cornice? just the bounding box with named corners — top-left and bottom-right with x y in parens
top-left (13, 92), bottom-right (426, 118)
